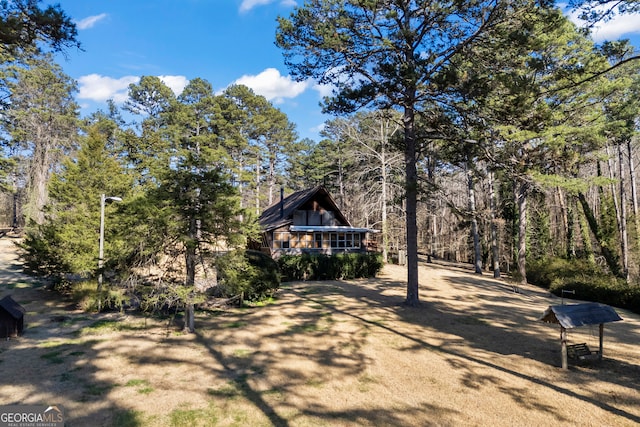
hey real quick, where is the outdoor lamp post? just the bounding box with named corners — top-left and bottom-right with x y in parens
top-left (98, 194), bottom-right (122, 311)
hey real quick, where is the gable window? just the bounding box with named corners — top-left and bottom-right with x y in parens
top-left (293, 210), bottom-right (307, 226)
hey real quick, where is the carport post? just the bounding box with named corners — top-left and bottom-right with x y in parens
top-left (561, 326), bottom-right (568, 370)
top-left (599, 323), bottom-right (604, 361)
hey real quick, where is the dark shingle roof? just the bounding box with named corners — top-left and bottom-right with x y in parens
top-left (258, 186), bottom-right (350, 231)
top-left (0, 295), bottom-right (26, 319)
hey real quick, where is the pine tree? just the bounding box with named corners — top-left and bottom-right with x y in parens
top-left (21, 119), bottom-right (131, 281)
top-left (120, 77), bottom-right (252, 332)
top-left (276, 0), bottom-right (555, 305)
top-left (2, 53), bottom-right (79, 225)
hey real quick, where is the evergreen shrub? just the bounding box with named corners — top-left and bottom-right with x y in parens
top-left (19, 226), bottom-right (70, 280)
top-left (216, 249), bottom-right (280, 302)
top-left (70, 279), bottom-right (127, 312)
top-left (277, 252), bottom-right (383, 282)
top-left (527, 257), bottom-right (640, 314)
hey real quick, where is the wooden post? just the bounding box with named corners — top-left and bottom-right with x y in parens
top-left (599, 323), bottom-right (604, 361)
top-left (561, 326), bottom-right (568, 370)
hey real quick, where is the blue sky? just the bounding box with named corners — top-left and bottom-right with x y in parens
top-left (51, 1), bottom-right (640, 142)
top-left (53, 0), bottom-right (330, 141)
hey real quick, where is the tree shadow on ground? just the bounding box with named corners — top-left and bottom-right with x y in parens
top-left (3, 241), bottom-right (638, 426)
top-left (0, 307), bottom-right (147, 426)
top-left (296, 263), bottom-right (640, 426)
top-left (193, 287), bottom-right (459, 426)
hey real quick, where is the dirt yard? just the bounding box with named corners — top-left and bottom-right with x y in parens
top-left (0, 237), bottom-right (638, 427)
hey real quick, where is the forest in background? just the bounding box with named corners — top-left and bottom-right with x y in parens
top-left (1, 1), bottom-right (640, 324)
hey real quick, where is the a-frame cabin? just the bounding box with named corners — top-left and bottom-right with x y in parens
top-left (256, 186), bottom-right (377, 258)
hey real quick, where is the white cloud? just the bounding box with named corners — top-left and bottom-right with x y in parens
top-left (313, 82), bottom-right (333, 99)
top-left (589, 13), bottom-right (640, 41)
top-left (564, 5), bottom-right (640, 42)
top-left (77, 74), bottom-right (139, 103)
top-left (310, 123), bottom-right (326, 135)
top-left (77, 74), bottom-right (188, 104)
top-left (239, 0), bottom-right (296, 13)
top-left (158, 75), bottom-right (189, 96)
top-left (234, 68), bottom-right (309, 102)
top-left (240, 0), bottom-right (273, 13)
top-left (75, 13), bottom-right (108, 30)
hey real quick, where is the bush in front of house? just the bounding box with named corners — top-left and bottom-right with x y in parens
top-left (527, 257), bottom-right (640, 314)
top-left (216, 249), bottom-right (280, 302)
top-left (278, 252), bottom-right (383, 282)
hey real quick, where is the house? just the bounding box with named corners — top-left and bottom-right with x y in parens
top-left (256, 186), bottom-right (378, 258)
top-left (0, 295), bottom-right (26, 338)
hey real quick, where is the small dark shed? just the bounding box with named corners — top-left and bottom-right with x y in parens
top-left (540, 303), bottom-right (623, 369)
top-left (0, 295), bottom-right (26, 338)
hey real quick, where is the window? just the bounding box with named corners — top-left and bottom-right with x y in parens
top-left (308, 210), bottom-right (322, 225)
top-left (274, 232), bottom-right (290, 249)
top-left (314, 232), bottom-right (322, 248)
top-left (290, 232), bottom-right (300, 248)
top-left (293, 210), bottom-right (307, 225)
top-left (326, 232), bottom-right (361, 249)
top-left (299, 233), bottom-right (312, 248)
top-left (322, 210), bottom-right (336, 225)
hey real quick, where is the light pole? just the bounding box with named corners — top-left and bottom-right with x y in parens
top-left (98, 194), bottom-right (122, 311)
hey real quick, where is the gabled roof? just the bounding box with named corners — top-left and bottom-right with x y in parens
top-left (0, 295), bottom-right (26, 319)
top-left (259, 186), bottom-right (351, 231)
top-left (539, 303), bottom-right (623, 329)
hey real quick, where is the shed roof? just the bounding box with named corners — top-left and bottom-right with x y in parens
top-left (0, 295), bottom-right (26, 319)
top-left (539, 303), bottom-right (622, 329)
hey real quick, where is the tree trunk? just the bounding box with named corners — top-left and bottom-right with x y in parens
top-left (627, 139), bottom-right (639, 240)
top-left (577, 197), bottom-right (595, 264)
top-left (578, 192), bottom-right (622, 277)
top-left (28, 132), bottom-right (51, 225)
top-left (515, 180), bottom-right (528, 288)
top-left (488, 170), bottom-right (501, 278)
top-left (467, 163), bottom-right (482, 274)
top-left (606, 145), bottom-right (623, 236)
top-left (268, 152), bottom-right (276, 207)
top-left (254, 155), bottom-right (261, 215)
top-left (618, 142), bottom-right (629, 281)
top-left (628, 140), bottom-right (639, 216)
top-left (185, 303), bottom-right (195, 333)
top-left (425, 140), bottom-right (437, 263)
top-left (403, 105), bottom-right (419, 306)
top-left (566, 199), bottom-right (576, 258)
top-left (557, 187), bottom-right (574, 258)
top-left (381, 156), bottom-right (389, 263)
top-left (184, 217), bottom-right (197, 333)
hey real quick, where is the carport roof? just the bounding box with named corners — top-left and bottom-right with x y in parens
top-left (539, 302), bottom-right (622, 329)
top-left (0, 295), bottom-right (26, 319)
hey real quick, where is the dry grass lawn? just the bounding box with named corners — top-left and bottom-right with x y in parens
top-left (0, 237), bottom-right (639, 427)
